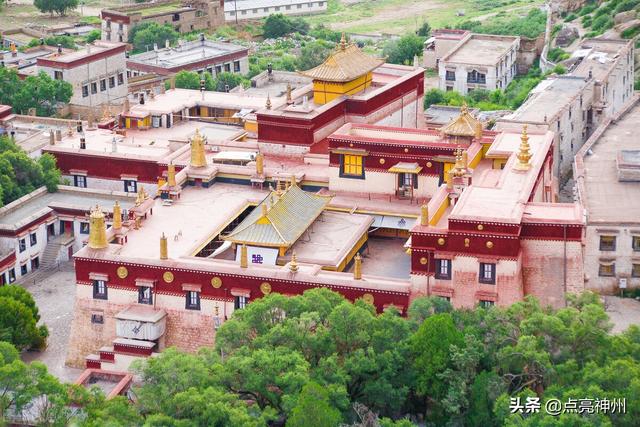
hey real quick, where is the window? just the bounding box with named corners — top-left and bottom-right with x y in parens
top-left (285, 5), bottom-right (291, 9)
top-left (340, 154), bottom-right (364, 179)
top-left (186, 291), bottom-right (201, 310)
top-left (19, 239), bottom-right (26, 253)
top-left (74, 175), bottom-right (87, 188)
top-left (233, 61), bottom-right (240, 72)
top-left (109, 76), bottom-right (115, 88)
top-left (398, 173), bottom-right (418, 189)
top-left (173, 13), bottom-right (180, 21)
top-left (598, 263), bottom-right (615, 277)
top-left (91, 82), bottom-right (97, 94)
top-left (80, 222), bottom-right (90, 234)
top-left (632, 264), bottom-right (640, 278)
top-left (30, 232), bottom-right (37, 247)
top-left (241, 10), bottom-right (246, 14)
top-left (446, 85), bottom-right (453, 92)
top-left (275, 6), bottom-right (280, 10)
top-left (445, 70), bottom-right (455, 81)
top-left (123, 180), bottom-right (137, 193)
top-left (479, 300), bottom-right (495, 308)
top-left (215, 65), bottom-right (222, 75)
top-left (100, 79), bottom-right (106, 91)
top-left (436, 259), bottom-right (452, 280)
top-left (21, 264), bottom-right (28, 276)
top-left (138, 286), bottom-right (153, 305)
top-left (297, 4), bottom-right (302, 8)
top-left (467, 70), bottom-right (486, 84)
top-left (119, 23), bottom-right (123, 31)
top-left (91, 314), bottom-right (104, 324)
top-left (599, 236), bottom-right (616, 251)
top-left (8, 268), bottom-right (16, 283)
top-left (93, 280), bottom-right (107, 299)
top-left (264, 7), bottom-right (269, 12)
top-left (234, 295), bottom-right (249, 310)
top-left (479, 262), bottom-right (496, 284)
top-left (82, 85), bottom-right (89, 98)
top-left (118, 73), bottom-right (124, 85)
top-left (54, 71), bottom-right (63, 80)
top-left (224, 63), bottom-right (231, 72)
top-left (633, 236), bottom-right (640, 251)
top-left (31, 257), bottom-right (39, 270)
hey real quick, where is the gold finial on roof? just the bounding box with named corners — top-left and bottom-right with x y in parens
top-left (514, 125), bottom-right (532, 171)
top-left (160, 233), bottom-right (168, 260)
top-left (340, 32), bottom-right (347, 50)
top-left (441, 102), bottom-right (481, 138)
top-left (190, 128), bottom-right (207, 168)
top-left (460, 102), bottom-right (468, 114)
top-left (9, 42), bottom-right (16, 53)
top-left (167, 162), bottom-right (176, 187)
top-left (289, 251), bottom-right (299, 273)
top-left (452, 148), bottom-right (466, 178)
top-left (88, 205), bottom-right (108, 249)
top-left (420, 204), bottom-right (429, 226)
top-left (255, 152), bottom-right (264, 176)
top-left (113, 201), bottom-right (122, 229)
top-left (265, 94), bottom-right (272, 110)
top-left (239, 244), bottom-right (248, 268)
top-left (353, 253), bottom-right (362, 280)
top-left (286, 83), bottom-right (293, 104)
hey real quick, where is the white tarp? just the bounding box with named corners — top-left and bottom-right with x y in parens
top-left (235, 245), bottom-right (279, 266)
top-left (371, 215), bottom-right (415, 230)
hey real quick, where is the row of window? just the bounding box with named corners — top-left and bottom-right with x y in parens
top-left (18, 232), bottom-right (38, 253)
top-left (73, 175), bottom-right (138, 194)
top-left (437, 295), bottom-right (495, 308)
top-left (599, 235), bottom-right (640, 252)
top-left (81, 73), bottom-right (125, 98)
top-left (0, 258), bottom-right (40, 285)
top-left (435, 259), bottom-right (497, 285)
top-left (228, 2), bottom-right (324, 15)
top-left (599, 263), bottom-right (640, 278)
top-left (92, 280), bottom-right (250, 311)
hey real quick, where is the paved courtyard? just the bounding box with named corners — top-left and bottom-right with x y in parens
top-left (604, 296), bottom-right (640, 334)
top-left (20, 263), bottom-right (82, 383)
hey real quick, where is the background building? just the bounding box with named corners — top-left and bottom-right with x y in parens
top-left (223, 0), bottom-right (328, 22)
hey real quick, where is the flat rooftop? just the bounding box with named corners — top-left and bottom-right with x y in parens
top-left (425, 105), bottom-right (481, 126)
top-left (582, 101), bottom-right (640, 224)
top-left (38, 42), bottom-right (125, 65)
top-left (441, 34), bottom-right (518, 66)
top-left (503, 76), bottom-right (587, 123)
top-left (127, 40), bottom-right (247, 69)
top-left (570, 38), bottom-right (631, 82)
top-left (225, 0), bottom-right (322, 9)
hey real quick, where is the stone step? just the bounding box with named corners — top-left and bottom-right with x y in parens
top-left (85, 354), bottom-right (101, 369)
top-left (113, 337), bottom-right (156, 357)
top-left (99, 346), bottom-right (115, 363)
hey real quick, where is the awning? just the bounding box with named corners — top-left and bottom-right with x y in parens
top-left (371, 215), bottom-right (415, 230)
top-left (331, 147), bottom-right (369, 156)
top-left (388, 162), bottom-right (423, 174)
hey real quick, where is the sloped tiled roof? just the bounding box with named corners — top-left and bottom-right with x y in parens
top-left (223, 184), bottom-right (331, 248)
top-left (298, 43), bottom-right (384, 83)
top-left (440, 104), bottom-right (482, 137)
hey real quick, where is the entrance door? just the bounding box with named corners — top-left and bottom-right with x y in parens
top-left (47, 223), bottom-right (55, 241)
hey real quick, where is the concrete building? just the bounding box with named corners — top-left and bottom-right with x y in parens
top-left (438, 33), bottom-right (520, 94)
top-left (0, 187), bottom-right (135, 286)
top-left (36, 42), bottom-right (129, 116)
top-left (101, 0), bottom-right (225, 43)
top-left (223, 0), bottom-right (328, 22)
top-left (575, 98), bottom-right (640, 294)
top-left (423, 29), bottom-right (469, 70)
top-left (126, 37), bottom-right (249, 77)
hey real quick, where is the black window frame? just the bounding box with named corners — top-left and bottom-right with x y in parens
top-left (54, 71), bottom-right (63, 80)
top-left (80, 222), bottom-right (90, 234)
top-left (633, 236), bottom-right (640, 252)
top-left (185, 291), bottom-right (201, 310)
top-left (20, 264), bottom-right (28, 275)
top-left (117, 73), bottom-right (124, 85)
top-left (435, 259), bottom-right (452, 280)
top-left (479, 300), bottom-right (495, 308)
top-left (82, 85), bottom-right (89, 97)
top-left (93, 280), bottom-right (108, 299)
top-left (74, 175), bottom-right (87, 188)
top-left (123, 179), bottom-right (137, 193)
top-left (91, 314), bottom-right (104, 324)
top-left (598, 263), bottom-right (615, 277)
top-left (234, 295), bottom-right (249, 310)
top-left (30, 232), bottom-right (37, 247)
top-left (8, 268), bottom-right (16, 283)
top-left (19, 239), bottom-right (26, 253)
top-left (445, 70), bottom-right (455, 81)
top-left (31, 257), bottom-right (39, 270)
top-left (138, 286), bottom-right (153, 305)
top-left (91, 82), bottom-right (97, 94)
top-left (339, 154), bottom-right (366, 180)
top-left (224, 63), bottom-right (231, 72)
top-left (109, 76), bottom-right (115, 88)
top-left (233, 60), bottom-right (241, 72)
top-left (599, 235), bottom-right (616, 251)
top-left (479, 262), bottom-right (496, 285)
top-left (100, 79), bottom-right (107, 92)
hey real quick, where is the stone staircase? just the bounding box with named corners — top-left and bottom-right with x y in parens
top-left (41, 235), bottom-right (74, 268)
top-left (86, 338), bottom-right (159, 371)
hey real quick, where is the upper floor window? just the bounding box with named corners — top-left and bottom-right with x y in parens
top-left (598, 263), bottom-right (615, 277)
top-left (54, 71), bottom-right (63, 80)
top-left (100, 79), bottom-right (107, 92)
top-left (138, 286), bottom-right (153, 305)
top-left (467, 70), bottom-right (486, 84)
top-left (74, 175), bottom-right (87, 188)
top-left (82, 85), bottom-right (89, 98)
top-left (599, 236), bottom-right (616, 251)
top-left (109, 76), bottom-right (115, 88)
top-left (30, 232), bottom-right (37, 247)
top-left (123, 180), bottom-right (137, 193)
top-left (91, 82), bottom-right (98, 94)
top-left (8, 268), bottom-right (16, 283)
top-left (479, 262), bottom-right (496, 285)
top-left (93, 280), bottom-right (107, 299)
top-left (234, 295), bottom-right (249, 310)
top-left (80, 222), bottom-right (90, 234)
top-left (340, 154), bottom-right (365, 179)
top-left (445, 70), bottom-right (455, 81)
top-left (632, 236), bottom-right (640, 252)
top-left (435, 259), bottom-right (452, 280)
top-left (19, 239), bottom-right (26, 253)
top-left (186, 291), bottom-right (201, 310)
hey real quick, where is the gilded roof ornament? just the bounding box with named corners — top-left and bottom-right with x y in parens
top-left (190, 128), bottom-right (207, 168)
top-left (265, 94), bottom-right (272, 110)
top-left (297, 40), bottom-right (384, 83)
top-left (441, 103), bottom-right (482, 138)
top-left (88, 205), bottom-right (108, 249)
top-left (514, 125), bottom-right (532, 171)
top-left (289, 251), bottom-right (299, 273)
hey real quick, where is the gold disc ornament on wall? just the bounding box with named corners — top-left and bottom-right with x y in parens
top-left (211, 277), bottom-right (222, 288)
top-left (362, 293), bottom-right (374, 304)
top-left (116, 266), bottom-right (128, 279)
top-left (162, 271), bottom-right (174, 283)
top-left (260, 282), bottom-right (272, 295)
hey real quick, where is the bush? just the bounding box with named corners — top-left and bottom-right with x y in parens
top-left (263, 13), bottom-right (309, 38)
top-left (28, 35), bottom-right (76, 49)
top-left (416, 21), bottom-right (431, 37)
top-left (454, 9), bottom-right (547, 38)
top-left (581, 15), bottom-right (592, 27)
top-left (383, 33), bottom-right (424, 65)
top-left (621, 24), bottom-right (640, 39)
top-left (565, 12), bottom-right (577, 22)
top-left (591, 15), bottom-right (614, 33)
top-left (547, 47), bottom-right (570, 62)
top-left (308, 24), bottom-right (341, 42)
top-left (423, 88), bottom-right (445, 108)
top-left (129, 22), bottom-right (179, 53)
top-left (84, 29), bottom-right (101, 44)
top-left (578, 4), bottom-right (597, 16)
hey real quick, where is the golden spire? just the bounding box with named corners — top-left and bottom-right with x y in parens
top-left (190, 128), bottom-right (207, 168)
top-left (475, 120), bottom-right (483, 140)
top-left (276, 179), bottom-right (284, 195)
top-left (112, 201), bottom-right (122, 229)
top-left (289, 251), bottom-right (299, 273)
top-left (452, 148), bottom-right (466, 178)
top-left (167, 162), bottom-right (177, 187)
top-left (135, 186), bottom-right (145, 206)
top-left (420, 204), bottom-right (429, 226)
top-left (446, 171), bottom-right (453, 190)
top-left (514, 125), bottom-right (532, 171)
top-left (255, 152), bottom-right (264, 176)
top-left (460, 102), bottom-right (468, 114)
top-left (462, 150), bottom-right (468, 170)
top-left (239, 244), bottom-right (248, 268)
top-left (286, 83), bottom-right (293, 104)
top-left (160, 233), bottom-right (168, 260)
top-left (265, 94), bottom-right (272, 110)
top-left (340, 32), bottom-right (347, 50)
top-left (88, 205), bottom-right (108, 249)
top-left (353, 253), bottom-right (362, 280)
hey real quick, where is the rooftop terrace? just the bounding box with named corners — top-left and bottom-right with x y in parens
top-left (441, 34), bottom-right (518, 67)
top-left (127, 39), bottom-right (247, 69)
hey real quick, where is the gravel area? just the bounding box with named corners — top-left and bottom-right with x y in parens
top-left (604, 295), bottom-right (640, 334)
top-left (19, 263), bottom-right (82, 383)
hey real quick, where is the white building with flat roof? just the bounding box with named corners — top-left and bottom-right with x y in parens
top-left (439, 33), bottom-right (519, 95)
top-left (224, 0), bottom-right (327, 21)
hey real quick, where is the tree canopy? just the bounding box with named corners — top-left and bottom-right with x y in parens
top-left (0, 286), bottom-right (48, 351)
top-left (129, 22), bottom-right (179, 53)
top-left (0, 68), bottom-right (72, 117)
top-left (169, 70), bottom-right (247, 93)
top-left (34, 0), bottom-right (79, 16)
top-left (383, 34), bottom-right (425, 65)
top-left (263, 13), bottom-right (310, 39)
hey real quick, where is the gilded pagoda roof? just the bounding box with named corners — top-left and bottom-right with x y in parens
top-left (440, 103), bottom-right (482, 137)
top-left (298, 39), bottom-right (384, 83)
top-left (223, 184), bottom-right (331, 248)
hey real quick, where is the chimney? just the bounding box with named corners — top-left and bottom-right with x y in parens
top-left (88, 206), bottom-right (108, 249)
top-left (302, 95), bottom-right (308, 109)
top-left (199, 33), bottom-right (205, 43)
top-left (111, 136), bottom-right (117, 153)
top-left (49, 130), bottom-right (55, 145)
top-left (140, 93), bottom-right (145, 105)
top-left (80, 137), bottom-right (86, 149)
top-left (55, 129), bottom-right (62, 141)
top-left (86, 44), bottom-right (91, 54)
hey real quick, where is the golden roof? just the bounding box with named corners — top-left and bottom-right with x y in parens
top-left (223, 183), bottom-right (331, 248)
top-left (298, 37), bottom-right (384, 83)
top-left (441, 103), bottom-right (482, 137)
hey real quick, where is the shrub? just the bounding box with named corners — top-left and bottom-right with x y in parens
top-left (621, 24), bottom-right (640, 39)
top-left (565, 13), bottom-right (577, 22)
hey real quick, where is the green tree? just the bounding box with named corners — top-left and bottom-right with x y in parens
top-left (171, 70), bottom-right (215, 91)
top-left (0, 295), bottom-right (48, 351)
top-left (9, 71), bottom-right (73, 116)
top-left (288, 381), bottom-right (342, 427)
top-left (383, 33), bottom-right (424, 65)
top-left (263, 13), bottom-right (309, 38)
top-left (297, 39), bottom-right (334, 71)
top-left (130, 22), bottom-right (179, 53)
top-left (416, 21), bottom-right (431, 37)
top-left (213, 72), bottom-right (244, 92)
top-left (84, 29), bottom-right (102, 44)
top-left (34, 0), bottom-right (78, 16)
